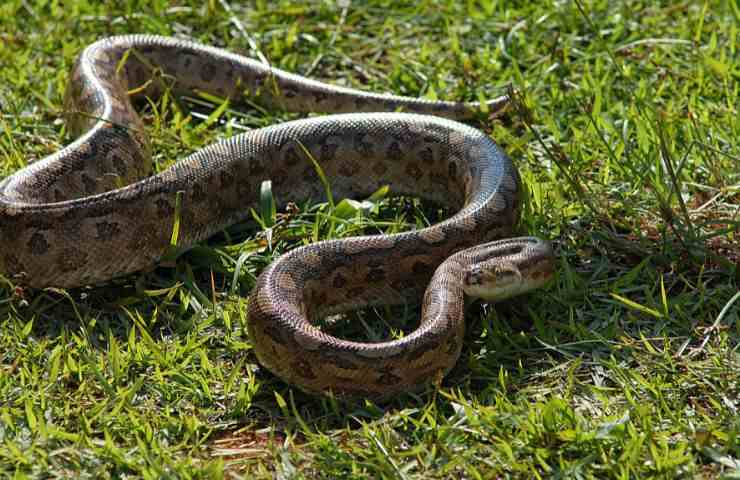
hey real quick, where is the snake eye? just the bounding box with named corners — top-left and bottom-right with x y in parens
top-left (464, 262), bottom-right (520, 293)
top-left (493, 267), bottom-right (521, 280)
top-left (463, 266), bottom-right (484, 287)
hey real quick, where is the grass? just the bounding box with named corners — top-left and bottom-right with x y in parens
top-left (0, 0), bottom-right (738, 478)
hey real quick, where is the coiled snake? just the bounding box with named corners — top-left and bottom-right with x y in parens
top-left (0, 36), bottom-right (554, 399)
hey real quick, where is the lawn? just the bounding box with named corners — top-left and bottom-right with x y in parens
top-left (0, 0), bottom-right (738, 478)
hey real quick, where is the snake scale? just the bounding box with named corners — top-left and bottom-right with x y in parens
top-left (0, 35), bottom-right (554, 399)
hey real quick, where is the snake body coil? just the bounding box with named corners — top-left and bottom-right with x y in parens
top-left (0, 36), bottom-right (553, 398)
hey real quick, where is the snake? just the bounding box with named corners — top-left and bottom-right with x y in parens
top-left (0, 35), bottom-right (555, 399)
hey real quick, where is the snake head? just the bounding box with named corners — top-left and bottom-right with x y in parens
top-left (462, 237), bottom-right (555, 302)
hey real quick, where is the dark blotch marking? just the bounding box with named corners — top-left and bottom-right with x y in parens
top-left (372, 162), bottom-right (388, 176)
top-left (191, 184), bottom-right (207, 202)
top-left (367, 258), bottom-right (383, 269)
top-left (262, 324), bottom-right (285, 345)
top-left (284, 147), bottom-right (301, 167)
top-left (248, 156), bottom-right (265, 176)
top-left (353, 133), bottom-right (373, 156)
top-left (320, 143), bottom-right (339, 163)
top-left (332, 272), bottom-right (348, 289)
top-left (313, 90), bottom-right (329, 103)
top-left (80, 173), bottom-right (95, 193)
top-left (220, 170), bottom-right (234, 188)
top-left (386, 141), bottom-right (402, 161)
top-left (405, 162), bottom-right (422, 181)
top-left (448, 161), bottom-right (458, 179)
top-left (338, 162), bottom-right (355, 177)
top-left (237, 181), bottom-right (253, 199)
top-left (390, 122), bottom-right (415, 144)
top-left (302, 165), bottom-right (320, 182)
top-left (365, 268), bottom-right (386, 283)
top-left (223, 62), bottom-right (235, 79)
top-left (412, 261), bottom-right (433, 276)
top-left (199, 62), bottom-right (217, 82)
top-left (419, 147), bottom-right (434, 164)
top-left (28, 233), bottom-right (50, 255)
top-left (155, 198), bottom-right (173, 217)
top-left (377, 371), bottom-right (402, 385)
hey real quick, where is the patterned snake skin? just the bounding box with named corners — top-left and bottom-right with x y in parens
top-left (0, 35), bottom-right (554, 399)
